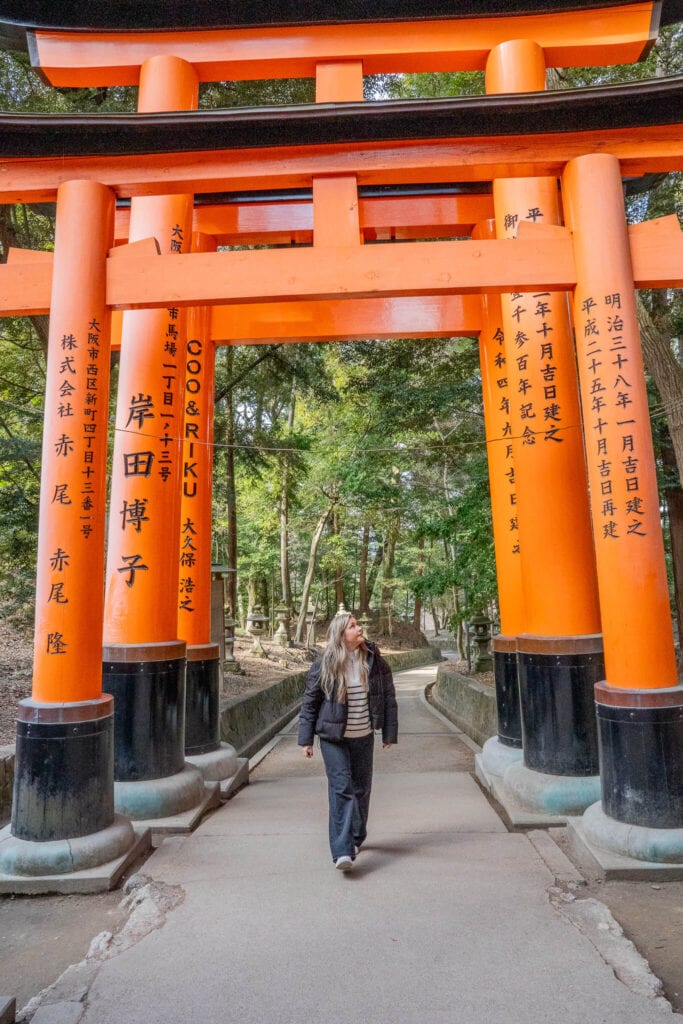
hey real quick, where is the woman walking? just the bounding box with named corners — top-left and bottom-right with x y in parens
top-left (299, 611), bottom-right (398, 871)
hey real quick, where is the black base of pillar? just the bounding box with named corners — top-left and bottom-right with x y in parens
top-left (103, 641), bottom-right (186, 782)
top-left (185, 645), bottom-right (220, 757)
top-left (492, 637), bottom-right (522, 748)
top-left (595, 683), bottom-right (683, 829)
top-left (517, 635), bottom-right (603, 776)
top-left (11, 696), bottom-right (114, 842)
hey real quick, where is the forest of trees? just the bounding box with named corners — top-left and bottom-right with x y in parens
top-left (0, 25), bottom-right (682, 651)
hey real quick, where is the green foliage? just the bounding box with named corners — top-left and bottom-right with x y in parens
top-left (380, 70), bottom-right (485, 99)
top-left (200, 78), bottom-right (314, 108)
top-left (551, 22), bottom-right (683, 87)
top-left (0, 318), bottom-right (43, 615)
top-left (0, 49), bottom-right (136, 112)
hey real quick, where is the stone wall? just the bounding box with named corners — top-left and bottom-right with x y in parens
top-left (220, 670), bottom-right (309, 759)
top-left (0, 648), bottom-right (442, 825)
top-left (429, 662), bottom-right (497, 747)
top-left (428, 638), bottom-right (458, 654)
top-left (0, 746), bottom-right (14, 828)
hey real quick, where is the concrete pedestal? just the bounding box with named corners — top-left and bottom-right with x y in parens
top-left (114, 764), bottom-right (206, 820)
top-left (115, 770), bottom-right (221, 847)
top-left (186, 747), bottom-right (249, 799)
top-left (476, 735), bottom-right (523, 784)
top-left (0, 818), bottom-right (151, 895)
top-left (504, 762), bottom-right (601, 817)
top-left (567, 803), bottom-right (683, 880)
top-left (479, 762), bottom-right (600, 829)
top-left (2, 697), bottom-right (145, 893)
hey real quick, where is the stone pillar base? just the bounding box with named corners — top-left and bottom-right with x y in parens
top-left (503, 763), bottom-right (601, 817)
top-left (0, 815), bottom-right (147, 894)
top-left (576, 801), bottom-right (683, 870)
top-left (114, 764), bottom-right (205, 820)
top-left (0, 813), bottom-right (133, 876)
top-left (186, 745), bottom-right (249, 799)
top-left (476, 735), bottom-right (523, 787)
top-left (583, 801), bottom-right (683, 863)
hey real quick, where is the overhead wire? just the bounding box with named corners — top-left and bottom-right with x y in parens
top-left (111, 420), bottom-right (582, 455)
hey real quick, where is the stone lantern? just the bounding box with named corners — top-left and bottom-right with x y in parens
top-left (210, 564), bottom-right (228, 661)
top-left (223, 615), bottom-right (242, 674)
top-left (305, 603), bottom-right (318, 647)
top-left (273, 602), bottom-right (291, 647)
top-left (470, 612), bottom-right (493, 672)
top-left (246, 604), bottom-right (269, 658)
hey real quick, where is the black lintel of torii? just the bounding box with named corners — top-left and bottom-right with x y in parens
top-left (0, 0), bottom-right (681, 35)
top-left (0, 75), bottom-right (681, 161)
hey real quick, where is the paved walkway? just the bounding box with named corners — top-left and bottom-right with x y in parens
top-left (51, 666), bottom-right (673, 1024)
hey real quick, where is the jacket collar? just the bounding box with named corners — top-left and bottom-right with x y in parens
top-left (364, 640), bottom-right (377, 669)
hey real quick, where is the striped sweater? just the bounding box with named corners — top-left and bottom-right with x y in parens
top-left (343, 651), bottom-right (372, 738)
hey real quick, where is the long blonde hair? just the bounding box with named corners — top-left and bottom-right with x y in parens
top-left (320, 612), bottom-right (369, 702)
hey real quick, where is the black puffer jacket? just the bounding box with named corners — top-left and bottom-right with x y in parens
top-left (298, 641), bottom-right (398, 746)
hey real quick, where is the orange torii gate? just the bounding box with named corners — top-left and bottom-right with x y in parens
top-left (1, 0), bottom-right (683, 889)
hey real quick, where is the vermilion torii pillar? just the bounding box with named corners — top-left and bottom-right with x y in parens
top-left (178, 233), bottom-right (242, 795)
top-left (103, 55), bottom-right (209, 824)
top-left (563, 154), bottom-right (683, 860)
top-left (484, 39), bottom-right (603, 818)
top-left (473, 219), bottom-right (524, 777)
top-left (0, 181), bottom-right (140, 885)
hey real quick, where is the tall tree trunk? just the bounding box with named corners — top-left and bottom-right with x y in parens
top-left (666, 486), bottom-right (683, 654)
top-left (280, 380), bottom-right (296, 608)
top-left (637, 296), bottom-right (683, 654)
top-left (412, 536), bottom-right (425, 631)
top-left (366, 535), bottom-right (384, 607)
top-left (225, 347), bottom-right (238, 623)
top-left (379, 523), bottom-right (399, 634)
top-left (637, 295), bottom-right (683, 483)
top-left (0, 205), bottom-right (13, 263)
top-left (359, 524), bottom-right (370, 614)
top-left (295, 502), bottom-right (335, 642)
top-left (442, 537), bottom-right (460, 634)
top-left (332, 508), bottom-right (345, 610)
top-left (662, 438), bottom-right (683, 651)
top-left (455, 589), bottom-right (465, 659)
top-left (247, 575), bottom-right (269, 620)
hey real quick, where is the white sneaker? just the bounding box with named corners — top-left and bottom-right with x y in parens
top-left (335, 856), bottom-right (353, 871)
top-left (354, 846), bottom-right (360, 856)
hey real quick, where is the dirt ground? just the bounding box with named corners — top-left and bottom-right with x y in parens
top-left (0, 617), bottom-right (33, 747)
top-left (553, 829), bottom-right (683, 1013)
top-left (1, 620), bottom-right (681, 1015)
